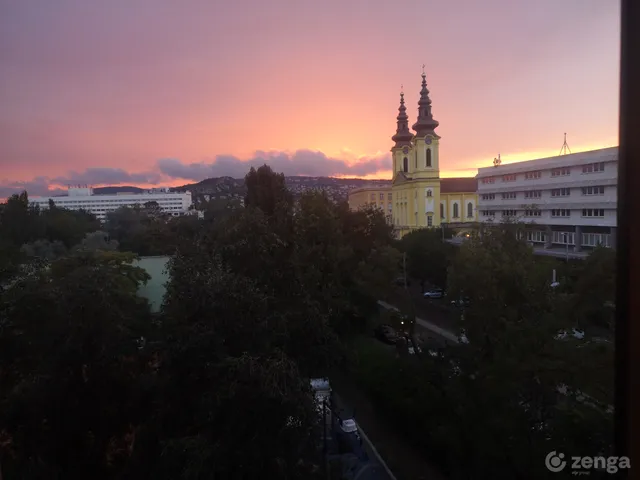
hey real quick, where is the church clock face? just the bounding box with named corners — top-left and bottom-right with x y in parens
top-left (425, 137), bottom-right (432, 145)
top-left (402, 147), bottom-right (409, 154)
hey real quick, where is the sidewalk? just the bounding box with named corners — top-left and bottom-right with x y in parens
top-left (330, 371), bottom-right (447, 480)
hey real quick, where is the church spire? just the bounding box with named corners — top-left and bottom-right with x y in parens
top-left (391, 88), bottom-right (413, 148)
top-left (411, 67), bottom-right (439, 136)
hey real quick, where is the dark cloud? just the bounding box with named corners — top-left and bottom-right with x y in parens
top-left (157, 150), bottom-right (390, 181)
top-left (1, 149), bottom-right (391, 199)
top-left (0, 176), bottom-right (66, 199)
top-left (51, 167), bottom-right (163, 186)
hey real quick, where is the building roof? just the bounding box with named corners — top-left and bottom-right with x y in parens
top-left (476, 146), bottom-right (618, 178)
top-left (349, 185), bottom-right (392, 194)
top-left (441, 177), bottom-right (478, 193)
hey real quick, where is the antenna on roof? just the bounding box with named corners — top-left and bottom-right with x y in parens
top-left (493, 153), bottom-right (501, 167)
top-left (559, 133), bottom-right (571, 156)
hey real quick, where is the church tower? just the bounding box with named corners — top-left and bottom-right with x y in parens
top-left (390, 89), bottom-right (414, 175)
top-left (411, 70), bottom-right (441, 179)
top-left (391, 68), bottom-right (442, 234)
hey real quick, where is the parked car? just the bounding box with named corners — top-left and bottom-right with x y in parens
top-left (423, 288), bottom-right (444, 299)
top-left (374, 324), bottom-right (398, 344)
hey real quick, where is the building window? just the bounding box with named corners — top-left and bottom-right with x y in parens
top-left (502, 210), bottom-right (517, 216)
top-left (467, 202), bottom-right (473, 218)
top-left (426, 190), bottom-right (433, 197)
top-left (525, 209), bottom-right (541, 217)
top-left (551, 188), bottom-right (571, 197)
top-left (370, 193), bottom-right (375, 200)
top-left (440, 203), bottom-right (444, 218)
top-left (551, 209), bottom-right (571, 217)
top-left (481, 177), bottom-right (495, 184)
top-left (581, 186), bottom-right (605, 195)
top-left (524, 171), bottom-right (542, 180)
top-left (582, 233), bottom-right (611, 247)
top-left (552, 231), bottom-right (575, 245)
top-left (526, 231), bottom-right (546, 242)
top-left (582, 208), bottom-right (605, 217)
top-left (551, 167), bottom-right (571, 177)
top-left (427, 215), bottom-right (433, 227)
top-left (524, 190), bottom-right (542, 199)
top-left (582, 162), bottom-right (605, 174)
top-left (388, 193), bottom-right (392, 200)
top-left (501, 192), bottom-right (516, 199)
top-left (453, 203), bottom-right (459, 218)
top-left (481, 193), bottom-right (495, 200)
top-left (502, 174), bottom-right (516, 182)
top-left (481, 210), bottom-right (496, 217)
top-left (380, 193), bottom-right (384, 200)
top-left (403, 157), bottom-right (408, 172)
top-left (426, 148), bottom-right (432, 167)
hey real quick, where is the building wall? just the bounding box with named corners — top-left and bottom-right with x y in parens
top-left (440, 192), bottom-right (478, 223)
top-left (476, 147), bottom-right (618, 250)
top-left (29, 188), bottom-right (193, 220)
top-left (348, 187), bottom-right (393, 220)
top-left (133, 255), bottom-right (171, 313)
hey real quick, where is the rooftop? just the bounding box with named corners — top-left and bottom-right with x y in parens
top-left (441, 177), bottom-right (478, 193)
top-left (476, 147), bottom-right (618, 178)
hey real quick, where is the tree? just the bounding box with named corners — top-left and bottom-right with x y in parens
top-left (565, 246), bottom-right (616, 331)
top-left (74, 230), bottom-right (119, 252)
top-left (438, 220), bottom-right (614, 476)
top-left (40, 201), bottom-right (101, 248)
top-left (105, 206), bottom-right (177, 256)
top-left (400, 228), bottom-right (452, 292)
top-left (0, 192), bottom-right (46, 248)
top-left (0, 250), bottom-right (152, 479)
top-left (20, 239), bottom-right (68, 260)
top-left (294, 194), bottom-right (400, 337)
top-left (244, 164), bottom-right (293, 218)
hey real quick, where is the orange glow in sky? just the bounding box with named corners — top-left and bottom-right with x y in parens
top-left (0, 0), bottom-right (621, 197)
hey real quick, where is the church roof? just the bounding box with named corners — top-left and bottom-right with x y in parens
top-left (441, 177), bottom-right (478, 193)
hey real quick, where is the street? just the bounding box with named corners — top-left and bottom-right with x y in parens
top-left (329, 371), bottom-right (447, 480)
top-left (330, 391), bottom-right (397, 480)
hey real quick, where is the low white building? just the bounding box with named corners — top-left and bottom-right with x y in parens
top-left (476, 147), bottom-right (618, 252)
top-left (29, 186), bottom-right (193, 221)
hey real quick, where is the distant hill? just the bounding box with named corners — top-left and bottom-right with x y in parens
top-left (89, 176), bottom-right (392, 207)
top-left (94, 186), bottom-right (145, 195)
top-left (170, 176), bottom-right (391, 204)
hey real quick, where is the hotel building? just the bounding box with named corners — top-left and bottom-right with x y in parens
top-left (29, 186), bottom-right (193, 221)
top-left (476, 147), bottom-right (618, 252)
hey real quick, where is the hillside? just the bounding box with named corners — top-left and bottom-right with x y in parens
top-left (171, 176), bottom-right (391, 204)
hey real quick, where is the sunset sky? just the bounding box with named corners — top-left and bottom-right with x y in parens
top-left (0, 0), bottom-right (620, 197)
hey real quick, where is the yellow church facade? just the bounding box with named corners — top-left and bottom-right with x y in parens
top-left (348, 71), bottom-right (478, 237)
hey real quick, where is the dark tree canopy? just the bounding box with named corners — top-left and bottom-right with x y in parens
top-left (0, 176), bottom-right (613, 480)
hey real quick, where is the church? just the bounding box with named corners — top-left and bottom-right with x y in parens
top-left (348, 71), bottom-right (478, 238)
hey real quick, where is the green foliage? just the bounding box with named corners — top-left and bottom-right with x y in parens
top-left (349, 220), bottom-right (614, 479)
top-left (0, 250), bottom-right (153, 479)
top-left (400, 228), bottom-right (452, 290)
top-left (565, 246), bottom-right (616, 330)
top-left (105, 206), bottom-right (201, 256)
top-left (0, 170), bottom-right (614, 479)
top-left (244, 164), bottom-right (293, 218)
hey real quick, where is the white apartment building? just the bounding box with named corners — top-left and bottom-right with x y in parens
top-left (476, 147), bottom-right (618, 252)
top-left (29, 186), bottom-right (193, 221)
